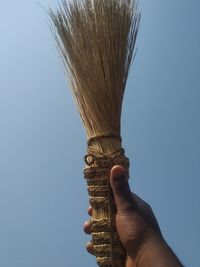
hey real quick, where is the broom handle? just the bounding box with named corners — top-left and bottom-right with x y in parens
top-left (84, 149), bottom-right (129, 267)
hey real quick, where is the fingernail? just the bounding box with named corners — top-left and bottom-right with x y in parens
top-left (111, 165), bottom-right (127, 185)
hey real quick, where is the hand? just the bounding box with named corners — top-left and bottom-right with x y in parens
top-left (84, 165), bottom-right (162, 266)
top-left (84, 165), bottom-right (183, 267)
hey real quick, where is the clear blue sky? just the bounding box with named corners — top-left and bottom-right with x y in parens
top-left (0, 1), bottom-right (199, 266)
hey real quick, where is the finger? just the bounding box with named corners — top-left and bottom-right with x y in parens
top-left (88, 206), bottom-right (92, 216)
top-left (86, 241), bottom-right (95, 255)
top-left (110, 165), bottom-right (137, 213)
top-left (83, 221), bottom-right (91, 234)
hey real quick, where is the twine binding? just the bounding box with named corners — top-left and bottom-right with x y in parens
top-left (84, 146), bottom-right (129, 267)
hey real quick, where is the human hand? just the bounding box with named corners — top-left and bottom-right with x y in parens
top-left (84, 165), bottom-right (163, 267)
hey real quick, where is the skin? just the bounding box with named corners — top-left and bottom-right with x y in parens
top-left (84, 165), bottom-right (184, 267)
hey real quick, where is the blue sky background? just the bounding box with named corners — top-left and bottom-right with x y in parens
top-left (0, 1), bottom-right (199, 266)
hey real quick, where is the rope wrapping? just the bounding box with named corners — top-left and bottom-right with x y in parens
top-left (84, 147), bottom-right (129, 267)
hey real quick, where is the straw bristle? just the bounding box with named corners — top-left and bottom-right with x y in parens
top-left (50, 0), bottom-right (140, 140)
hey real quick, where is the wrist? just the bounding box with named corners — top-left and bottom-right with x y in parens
top-left (135, 231), bottom-right (162, 263)
top-left (135, 232), bottom-right (183, 267)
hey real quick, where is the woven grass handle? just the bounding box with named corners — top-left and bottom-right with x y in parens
top-left (84, 150), bottom-right (129, 267)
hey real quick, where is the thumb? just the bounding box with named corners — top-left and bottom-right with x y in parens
top-left (110, 165), bottom-right (137, 213)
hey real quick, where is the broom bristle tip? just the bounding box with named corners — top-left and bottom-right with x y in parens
top-left (50, 0), bottom-right (140, 141)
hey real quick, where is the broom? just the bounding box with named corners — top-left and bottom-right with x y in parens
top-left (50, 0), bottom-right (140, 266)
